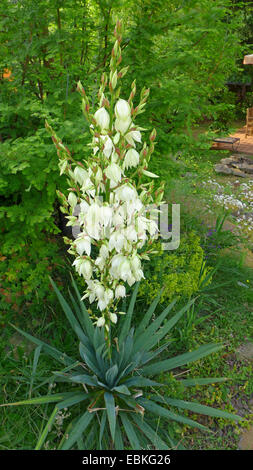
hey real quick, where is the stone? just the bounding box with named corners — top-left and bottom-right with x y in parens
top-left (236, 342), bottom-right (253, 362)
top-left (215, 164), bottom-right (233, 174)
top-left (238, 426), bottom-right (253, 450)
top-left (214, 154), bottom-right (253, 177)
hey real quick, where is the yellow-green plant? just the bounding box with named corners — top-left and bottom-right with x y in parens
top-left (139, 232), bottom-right (211, 304)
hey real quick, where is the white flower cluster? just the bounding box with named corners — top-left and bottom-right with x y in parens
top-left (46, 25), bottom-right (164, 328)
top-left (202, 178), bottom-right (253, 239)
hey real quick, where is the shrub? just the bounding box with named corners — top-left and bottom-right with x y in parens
top-left (139, 232), bottom-right (210, 304)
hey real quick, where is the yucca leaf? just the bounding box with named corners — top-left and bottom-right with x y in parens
top-left (56, 373), bottom-right (98, 387)
top-left (119, 282), bottom-right (139, 346)
top-left (93, 327), bottom-right (106, 351)
top-left (154, 397), bottom-right (243, 422)
top-left (112, 384), bottom-right (131, 395)
top-left (79, 343), bottom-right (102, 378)
top-left (10, 324), bottom-right (75, 367)
top-left (131, 414), bottom-right (170, 450)
top-left (35, 406), bottom-right (58, 450)
top-left (117, 351), bottom-right (143, 381)
top-left (95, 343), bottom-right (108, 375)
top-left (118, 329), bottom-right (134, 372)
top-left (68, 288), bottom-right (88, 334)
top-left (141, 341), bottom-right (172, 365)
top-left (0, 392), bottom-right (75, 407)
top-left (70, 274), bottom-right (94, 342)
top-left (123, 376), bottom-right (162, 388)
top-left (99, 411), bottom-right (107, 450)
top-left (114, 421), bottom-right (124, 450)
top-left (134, 290), bottom-right (162, 338)
top-left (29, 345), bottom-right (42, 398)
top-left (105, 364), bottom-right (119, 388)
top-left (138, 398), bottom-right (209, 431)
top-left (56, 392), bottom-right (89, 410)
top-left (61, 411), bottom-right (95, 450)
top-left (120, 412), bottom-right (141, 450)
top-left (133, 298), bottom-right (178, 352)
top-left (50, 278), bottom-right (88, 345)
top-left (134, 298), bottom-right (194, 354)
top-left (84, 424), bottom-right (96, 449)
top-left (142, 343), bottom-right (223, 376)
top-left (104, 392), bottom-right (116, 442)
top-left (180, 377), bottom-right (228, 387)
top-left (149, 298), bottom-right (196, 348)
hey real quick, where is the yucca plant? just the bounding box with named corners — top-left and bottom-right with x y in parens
top-left (2, 276), bottom-right (242, 450)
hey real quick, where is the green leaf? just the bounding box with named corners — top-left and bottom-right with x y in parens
top-left (157, 397), bottom-right (243, 422)
top-left (29, 345), bottom-right (42, 398)
top-left (142, 343), bottom-right (223, 376)
top-left (56, 392), bottom-right (88, 410)
top-left (113, 384), bottom-right (131, 395)
top-left (10, 324), bottom-right (75, 367)
top-left (120, 412), bottom-right (141, 450)
top-left (105, 364), bottom-right (119, 388)
top-left (133, 298), bottom-right (178, 352)
top-left (50, 278), bottom-right (88, 345)
top-left (123, 376), bottom-right (162, 388)
top-left (114, 421), bottom-right (124, 450)
top-left (135, 290), bottom-right (162, 338)
top-left (104, 392), bottom-right (116, 442)
top-left (79, 343), bottom-right (102, 378)
top-left (68, 374), bottom-right (99, 387)
top-left (138, 398), bottom-right (208, 431)
top-left (61, 411), bottom-right (94, 450)
top-left (35, 406), bottom-right (58, 450)
top-left (131, 414), bottom-right (170, 450)
top-left (0, 392), bottom-right (75, 407)
top-left (99, 411), bottom-right (107, 450)
top-left (180, 377), bottom-right (228, 387)
top-left (134, 298), bottom-right (194, 353)
top-left (70, 274), bottom-right (95, 342)
top-left (119, 282), bottom-right (139, 345)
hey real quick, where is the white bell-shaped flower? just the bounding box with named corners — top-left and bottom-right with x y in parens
top-left (115, 117), bottom-right (131, 134)
top-left (115, 99), bottom-right (131, 121)
top-left (115, 285), bottom-right (126, 299)
top-left (75, 234), bottom-right (91, 256)
top-left (123, 148), bottom-right (139, 170)
top-left (125, 130), bottom-right (142, 147)
top-left (94, 107), bottom-right (110, 130)
top-left (105, 163), bottom-right (122, 184)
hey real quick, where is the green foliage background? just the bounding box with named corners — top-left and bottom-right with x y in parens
top-left (0, 0), bottom-right (247, 251)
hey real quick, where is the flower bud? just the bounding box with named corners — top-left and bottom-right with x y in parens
top-left (149, 128), bottom-right (157, 142)
top-left (68, 192), bottom-right (77, 208)
top-left (110, 70), bottom-right (118, 90)
top-left (109, 312), bottom-right (118, 324)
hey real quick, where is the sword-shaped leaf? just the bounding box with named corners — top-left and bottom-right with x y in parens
top-left (142, 343), bottom-right (223, 376)
top-left (104, 392), bottom-right (116, 442)
top-left (120, 412), bottom-right (141, 450)
top-left (138, 398), bottom-right (208, 431)
top-left (61, 411), bottom-right (95, 450)
top-left (119, 282), bottom-right (139, 346)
